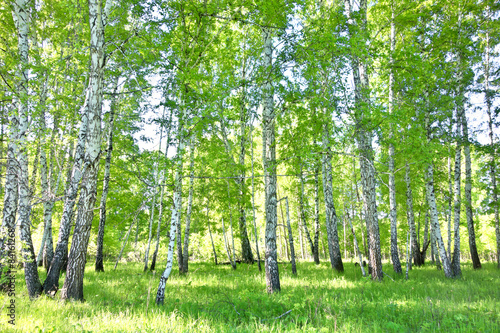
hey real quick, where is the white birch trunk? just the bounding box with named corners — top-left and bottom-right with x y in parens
top-left (484, 21), bottom-right (500, 269)
top-left (284, 197), bottom-right (297, 275)
top-left (181, 136), bottom-right (195, 273)
top-left (321, 123), bottom-right (344, 272)
top-left (206, 203), bottom-right (218, 265)
top-left (261, 27), bottom-right (280, 293)
top-left (155, 110), bottom-right (184, 305)
top-left (388, 5), bottom-right (402, 274)
top-left (345, 0), bottom-right (383, 280)
top-left (299, 164), bottom-right (315, 261)
top-left (452, 109), bottom-right (462, 277)
top-left (250, 119), bottom-right (262, 271)
top-left (95, 78), bottom-right (119, 272)
top-left (461, 104), bottom-right (481, 269)
top-left (151, 108), bottom-right (174, 271)
top-left (425, 162), bottom-right (453, 278)
top-left (61, 0), bottom-right (108, 301)
top-left (12, 0), bottom-right (42, 298)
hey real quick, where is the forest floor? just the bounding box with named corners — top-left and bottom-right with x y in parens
top-left (3, 260), bottom-right (500, 332)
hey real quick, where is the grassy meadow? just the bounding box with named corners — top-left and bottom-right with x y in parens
top-left (1, 260), bottom-right (499, 332)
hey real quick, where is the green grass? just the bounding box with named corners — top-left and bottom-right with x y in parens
top-left (1, 260), bottom-right (499, 332)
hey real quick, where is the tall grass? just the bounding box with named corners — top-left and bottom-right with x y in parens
top-left (2, 261), bottom-right (499, 332)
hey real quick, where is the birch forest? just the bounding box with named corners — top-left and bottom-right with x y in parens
top-left (1, 0), bottom-right (500, 331)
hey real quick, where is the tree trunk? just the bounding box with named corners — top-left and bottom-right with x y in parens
top-left (61, 0), bottom-right (108, 301)
top-left (388, 7), bottom-right (402, 274)
top-left (250, 119), bottom-right (261, 271)
top-left (151, 108), bottom-right (174, 272)
top-left (238, 66), bottom-right (253, 265)
top-left (347, 212), bottom-right (366, 277)
top-left (299, 164), bottom-right (316, 261)
top-left (461, 105), bottom-right (481, 270)
top-left (115, 205), bottom-right (143, 270)
top-left (284, 198), bottom-right (297, 275)
top-left (405, 162), bottom-right (423, 266)
top-left (181, 136), bottom-right (195, 273)
top-left (484, 22), bottom-right (500, 269)
top-left (425, 161), bottom-right (453, 278)
top-left (43, 72), bottom-right (89, 296)
top-left (8, 0), bottom-right (42, 298)
top-left (447, 150), bottom-right (453, 257)
top-left (156, 116), bottom-right (184, 305)
top-left (206, 203), bottom-right (218, 266)
top-left (321, 123), bottom-right (343, 272)
top-left (345, 0), bottom-right (383, 280)
top-left (261, 27), bottom-right (280, 293)
top-left (144, 185), bottom-right (157, 272)
top-left (313, 167), bottom-right (320, 264)
top-left (0, 2), bottom-right (22, 291)
top-left (452, 109), bottom-right (462, 277)
top-left (95, 78), bottom-right (118, 272)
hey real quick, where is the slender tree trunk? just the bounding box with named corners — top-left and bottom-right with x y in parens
top-left (461, 106), bottom-right (481, 270)
top-left (250, 119), bottom-right (261, 271)
top-left (447, 150), bottom-right (453, 257)
top-left (222, 217), bottom-right (235, 268)
top-left (206, 203), bottom-right (218, 265)
top-left (61, 0), bottom-right (109, 301)
top-left (43, 72), bottom-right (89, 296)
top-left (452, 109), bottom-right (462, 277)
top-left (425, 162), bottom-right (453, 278)
top-left (0, 1), bottom-right (22, 291)
top-left (145, 121), bottom-right (164, 272)
top-left (226, 181), bottom-right (237, 268)
top-left (345, 0), bottom-right (383, 280)
top-left (144, 185), bottom-right (157, 272)
top-left (151, 108), bottom-right (174, 272)
top-left (299, 164), bottom-right (316, 261)
top-left (405, 162), bottom-right (423, 266)
top-left (115, 204), bottom-right (143, 270)
top-left (313, 168), bottom-right (320, 264)
top-left (261, 27), bottom-right (280, 293)
top-left (238, 68), bottom-right (253, 265)
top-left (283, 198), bottom-right (297, 275)
top-left (388, 6), bottom-right (402, 274)
top-left (321, 124), bottom-right (343, 272)
top-left (347, 212), bottom-right (366, 277)
top-left (156, 115), bottom-right (184, 305)
top-left (181, 136), bottom-right (195, 273)
top-left (8, 0), bottom-right (42, 298)
top-left (95, 78), bottom-right (118, 272)
top-left (484, 23), bottom-right (500, 269)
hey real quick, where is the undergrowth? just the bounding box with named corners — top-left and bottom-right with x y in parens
top-left (1, 261), bottom-right (499, 332)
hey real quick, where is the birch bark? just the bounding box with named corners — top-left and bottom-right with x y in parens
top-left (261, 27), bottom-right (280, 293)
top-left (250, 119), bottom-right (262, 271)
top-left (484, 21), bottom-right (500, 269)
top-left (424, 112), bottom-right (453, 278)
top-left (181, 136), bottom-right (195, 273)
top-left (345, 0), bottom-right (383, 280)
top-left (405, 162), bottom-right (423, 266)
top-left (461, 105), bottom-right (481, 269)
top-left (452, 109), bottom-right (462, 277)
top-left (150, 107), bottom-right (174, 271)
top-left (321, 123), bottom-right (343, 272)
top-left (156, 109), bottom-right (184, 305)
top-left (388, 5), bottom-right (402, 274)
top-left (12, 0), bottom-right (43, 298)
top-left (95, 78), bottom-right (119, 272)
top-left (61, 0), bottom-right (108, 301)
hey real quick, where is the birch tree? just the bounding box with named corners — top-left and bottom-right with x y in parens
top-left (261, 27), bottom-right (280, 293)
top-left (61, 0), bottom-right (110, 301)
top-left (95, 78), bottom-right (119, 272)
top-left (344, 0), bottom-right (383, 280)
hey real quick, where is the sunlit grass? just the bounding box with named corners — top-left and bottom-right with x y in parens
top-left (1, 260), bottom-right (499, 332)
